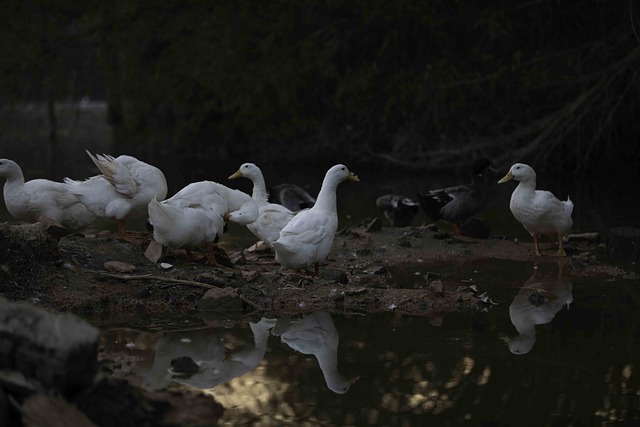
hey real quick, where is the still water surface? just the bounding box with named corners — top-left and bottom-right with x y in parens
top-left (101, 260), bottom-right (640, 426)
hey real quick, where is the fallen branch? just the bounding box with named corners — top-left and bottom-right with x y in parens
top-left (85, 269), bottom-right (265, 310)
top-left (87, 270), bottom-right (219, 289)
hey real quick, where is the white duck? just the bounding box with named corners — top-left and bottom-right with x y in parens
top-left (498, 163), bottom-right (573, 256)
top-left (0, 158), bottom-right (98, 230)
top-left (272, 311), bottom-right (354, 394)
top-left (228, 163), bottom-right (295, 246)
top-left (64, 150), bottom-right (168, 238)
top-left (147, 181), bottom-right (258, 265)
top-left (272, 164), bottom-right (359, 276)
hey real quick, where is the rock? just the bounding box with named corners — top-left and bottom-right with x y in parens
top-left (428, 280), bottom-right (444, 293)
top-left (103, 261), bottom-right (137, 273)
top-left (0, 297), bottom-right (100, 392)
top-left (196, 287), bottom-right (244, 312)
top-left (0, 369), bottom-right (40, 395)
top-left (0, 223), bottom-right (61, 268)
top-left (72, 377), bottom-right (223, 427)
top-left (320, 269), bottom-right (349, 284)
top-left (242, 270), bottom-right (260, 282)
top-left (22, 393), bottom-right (98, 427)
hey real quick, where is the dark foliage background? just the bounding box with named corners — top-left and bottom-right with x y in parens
top-left (1, 0), bottom-right (639, 181)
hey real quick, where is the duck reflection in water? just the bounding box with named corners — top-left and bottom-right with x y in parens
top-left (145, 311), bottom-right (353, 394)
top-left (272, 311), bottom-right (356, 394)
top-left (146, 317), bottom-right (276, 390)
top-left (503, 263), bottom-right (573, 355)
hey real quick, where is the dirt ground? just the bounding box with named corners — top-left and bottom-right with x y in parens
top-left (0, 219), bottom-right (629, 326)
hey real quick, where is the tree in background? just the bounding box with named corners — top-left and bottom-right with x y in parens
top-left (1, 0), bottom-right (638, 181)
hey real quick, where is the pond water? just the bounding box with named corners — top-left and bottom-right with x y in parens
top-left (100, 260), bottom-right (640, 426)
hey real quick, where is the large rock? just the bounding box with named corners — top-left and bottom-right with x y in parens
top-left (0, 297), bottom-right (100, 392)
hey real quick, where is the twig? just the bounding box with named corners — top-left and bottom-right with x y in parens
top-left (86, 269), bottom-right (219, 289)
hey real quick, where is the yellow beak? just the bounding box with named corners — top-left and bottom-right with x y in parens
top-left (228, 170), bottom-right (243, 180)
top-left (348, 172), bottom-right (360, 182)
top-left (498, 171), bottom-right (513, 184)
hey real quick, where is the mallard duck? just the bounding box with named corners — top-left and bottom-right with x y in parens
top-left (64, 150), bottom-right (167, 238)
top-left (269, 183), bottom-right (316, 211)
top-left (272, 164), bottom-right (359, 276)
top-left (498, 163), bottom-right (573, 256)
top-left (417, 158), bottom-right (495, 235)
top-left (375, 194), bottom-right (419, 227)
top-left (0, 158), bottom-right (98, 230)
top-left (272, 311), bottom-right (354, 394)
top-left (147, 181), bottom-right (258, 265)
top-left (228, 163), bottom-right (295, 246)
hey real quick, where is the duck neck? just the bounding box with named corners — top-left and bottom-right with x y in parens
top-left (314, 178), bottom-right (338, 212)
top-left (251, 174), bottom-right (269, 206)
top-left (514, 178), bottom-right (536, 196)
top-left (3, 167), bottom-right (25, 193)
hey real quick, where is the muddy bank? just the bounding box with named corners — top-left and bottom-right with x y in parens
top-left (0, 221), bottom-right (630, 327)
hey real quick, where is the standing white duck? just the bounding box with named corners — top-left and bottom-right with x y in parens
top-left (0, 158), bottom-right (98, 230)
top-left (63, 150), bottom-right (167, 238)
top-left (147, 181), bottom-right (258, 265)
top-left (228, 163), bottom-right (295, 246)
top-left (498, 163), bottom-right (573, 256)
top-left (272, 164), bottom-right (359, 276)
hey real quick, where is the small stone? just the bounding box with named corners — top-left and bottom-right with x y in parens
top-left (103, 261), bottom-right (137, 273)
top-left (428, 280), bottom-right (444, 293)
top-left (196, 287), bottom-right (244, 312)
top-left (242, 270), bottom-right (260, 282)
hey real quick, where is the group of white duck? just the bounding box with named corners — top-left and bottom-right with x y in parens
top-left (0, 151), bottom-right (359, 275)
top-left (1, 150), bottom-right (574, 275)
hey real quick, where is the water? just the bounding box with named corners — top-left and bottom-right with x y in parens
top-left (100, 260), bottom-right (640, 426)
